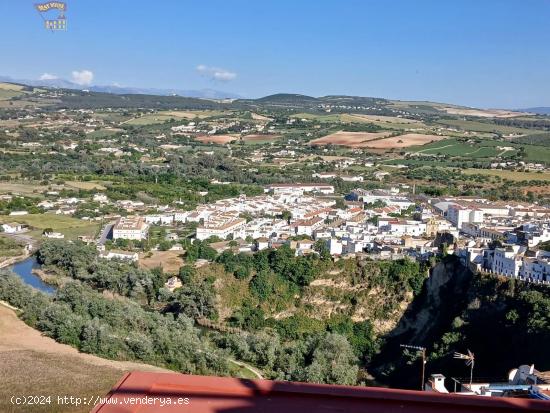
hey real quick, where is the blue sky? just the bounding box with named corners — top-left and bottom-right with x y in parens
top-left (1, 0), bottom-right (549, 108)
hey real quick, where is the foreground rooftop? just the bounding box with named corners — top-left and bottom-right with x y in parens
top-left (91, 372), bottom-right (550, 413)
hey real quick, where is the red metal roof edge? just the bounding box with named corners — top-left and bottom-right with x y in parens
top-left (91, 371), bottom-right (550, 412)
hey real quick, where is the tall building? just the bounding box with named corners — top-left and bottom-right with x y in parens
top-left (112, 216), bottom-right (149, 240)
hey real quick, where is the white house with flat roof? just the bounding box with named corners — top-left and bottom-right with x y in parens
top-left (113, 216), bottom-right (149, 240)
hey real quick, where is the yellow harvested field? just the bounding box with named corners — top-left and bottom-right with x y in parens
top-left (195, 134), bottom-right (238, 144)
top-left (250, 112), bottom-right (272, 121)
top-left (309, 131), bottom-right (392, 147)
top-left (0, 182), bottom-right (45, 195)
top-left (0, 83), bottom-right (24, 91)
top-left (440, 107), bottom-right (527, 118)
top-left (362, 133), bottom-right (447, 149)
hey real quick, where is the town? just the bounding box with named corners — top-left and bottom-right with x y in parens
top-left (3, 180), bottom-right (549, 283)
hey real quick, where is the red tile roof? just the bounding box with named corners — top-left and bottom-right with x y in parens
top-left (91, 372), bottom-right (550, 413)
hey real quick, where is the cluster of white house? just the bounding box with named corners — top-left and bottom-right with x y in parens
top-left (44, 183), bottom-right (547, 284)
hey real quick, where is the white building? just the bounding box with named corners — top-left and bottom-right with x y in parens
top-left (112, 216), bottom-right (149, 240)
top-left (447, 205), bottom-right (483, 230)
top-left (93, 193), bottom-right (109, 203)
top-left (100, 250), bottom-right (139, 261)
top-left (43, 231), bottom-right (65, 239)
top-left (1, 222), bottom-right (23, 233)
top-left (491, 246), bottom-right (524, 277)
top-left (196, 218), bottom-right (246, 241)
top-left (266, 183), bottom-right (335, 195)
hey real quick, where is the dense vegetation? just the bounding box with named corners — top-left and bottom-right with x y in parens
top-left (372, 256), bottom-right (550, 389)
top-left (5, 240), bottom-right (368, 384)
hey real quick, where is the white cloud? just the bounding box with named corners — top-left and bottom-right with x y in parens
top-left (39, 73), bottom-right (58, 81)
top-left (71, 69), bottom-right (94, 86)
top-left (196, 65), bottom-right (236, 82)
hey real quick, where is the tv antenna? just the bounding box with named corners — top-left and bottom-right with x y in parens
top-left (400, 344), bottom-right (426, 390)
top-left (454, 350), bottom-right (475, 385)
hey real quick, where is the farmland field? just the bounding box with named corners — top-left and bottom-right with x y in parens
top-left (434, 119), bottom-right (534, 135)
top-left (0, 83), bottom-right (27, 101)
top-left (241, 134), bottom-right (281, 144)
top-left (139, 250), bottom-right (185, 274)
top-left (0, 83), bottom-right (24, 91)
top-left (463, 168), bottom-right (550, 182)
top-left (309, 131), bottom-right (392, 147)
top-left (362, 133), bottom-right (446, 149)
top-left (123, 110), bottom-right (224, 125)
top-left (0, 182), bottom-right (45, 195)
top-left (64, 180), bottom-right (107, 190)
top-left (408, 138), bottom-right (550, 163)
top-left (342, 114), bottom-right (422, 124)
top-left (86, 128), bottom-right (122, 138)
top-left (410, 138), bottom-right (518, 158)
top-left (439, 107), bottom-right (527, 118)
top-left (195, 134), bottom-right (238, 144)
top-left (0, 214), bottom-right (100, 240)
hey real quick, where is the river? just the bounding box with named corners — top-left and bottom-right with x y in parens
top-left (9, 257), bottom-right (57, 295)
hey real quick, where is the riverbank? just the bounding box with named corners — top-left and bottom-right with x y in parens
top-left (31, 267), bottom-right (65, 287)
top-left (0, 252), bottom-right (29, 269)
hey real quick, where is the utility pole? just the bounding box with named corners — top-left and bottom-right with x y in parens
top-left (400, 344), bottom-right (427, 390)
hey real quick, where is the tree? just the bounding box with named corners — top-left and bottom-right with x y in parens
top-left (313, 239), bottom-right (331, 261)
top-left (165, 283), bottom-right (217, 319)
top-left (304, 333), bottom-right (358, 385)
top-left (178, 265), bottom-right (196, 284)
top-left (250, 271), bottom-right (272, 301)
top-left (281, 210), bottom-right (292, 224)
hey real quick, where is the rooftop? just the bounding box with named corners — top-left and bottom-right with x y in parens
top-left (91, 372), bottom-right (550, 413)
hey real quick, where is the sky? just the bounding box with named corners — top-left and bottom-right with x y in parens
top-left (1, 0), bottom-right (549, 108)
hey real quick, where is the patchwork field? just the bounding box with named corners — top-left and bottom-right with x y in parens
top-left (410, 138), bottom-right (520, 158)
top-left (291, 113), bottom-right (426, 130)
top-left (309, 131), bottom-right (392, 147)
top-left (362, 133), bottom-right (446, 149)
top-left (195, 134), bottom-right (238, 144)
top-left (123, 110), bottom-right (224, 125)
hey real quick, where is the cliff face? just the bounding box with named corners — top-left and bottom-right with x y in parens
top-left (371, 256), bottom-right (550, 389)
top-left (387, 257), bottom-right (473, 344)
top-left (370, 256), bottom-right (473, 388)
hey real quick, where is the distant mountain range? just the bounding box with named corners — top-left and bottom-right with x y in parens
top-left (518, 107), bottom-right (550, 115)
top-left (0, 75), bottom-right (241, 100)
